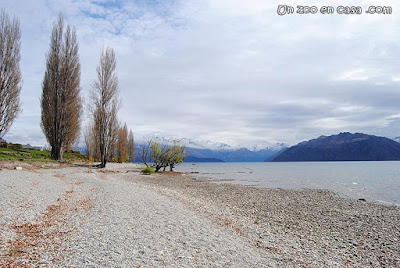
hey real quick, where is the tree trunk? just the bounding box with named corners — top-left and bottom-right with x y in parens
top-left (51, 143), bottom-right (62, 161)
top-left (100, 144), bottom-right (106, 168)
top-left (169, 164), bottom-right (174, 171)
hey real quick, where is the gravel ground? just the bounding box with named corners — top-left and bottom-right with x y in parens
top-left (62, 167), bottom-right (273, 267)
top-left (0, 167), bottom-right (67, 261)
top-left (1, 162), bottom-right (399, 267)
top-left (131, 170), bottom-right (400, 267)
top-left (0, 163), bottom-right (274, 267)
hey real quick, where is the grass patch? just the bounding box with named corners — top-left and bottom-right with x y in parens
top-left (140, 166), bottom-right (155, 175)
top-left (0, 147), bottom-right (87, 163)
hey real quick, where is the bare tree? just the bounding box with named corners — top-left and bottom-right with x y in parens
top-left (90, 47), bottom-right (120, 168)
top-left (128, 129), bottom-right (135, 162)
top-left (41, 14), bottom-right (82, 160)
top-left (139, 138), bottom-right (152, 167)
top-left (0, 10), bottom-right (22, 138)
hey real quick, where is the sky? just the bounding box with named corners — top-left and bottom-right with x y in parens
top-left (1, 0), bottom-right (400, 148)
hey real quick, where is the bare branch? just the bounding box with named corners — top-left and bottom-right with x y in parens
top-left (89, 47), bottom-right (120, 168)
top-left (0, 9), bottom-right (22, 138)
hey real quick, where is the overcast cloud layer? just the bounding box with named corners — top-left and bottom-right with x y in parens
top-left (1, 0), bottom-right (400, 147)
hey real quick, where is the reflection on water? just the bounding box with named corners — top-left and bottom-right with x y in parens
top-left (176, 162), bottom-right (400, 205)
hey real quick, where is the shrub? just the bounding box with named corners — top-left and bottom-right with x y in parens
top-left (140, 167), bottom-right (155, 175)
top-left (8, 143), bottom-right (22, 149)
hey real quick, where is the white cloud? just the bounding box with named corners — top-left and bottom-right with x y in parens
top-left (335, 69), bottom-right (369, 81)
top-left (1, 0), bottom-right (400, 147)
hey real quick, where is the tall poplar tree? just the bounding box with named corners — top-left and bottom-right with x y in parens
top-left (41, 14), bottom-right (81, 160)
top-left (90, 47), bottom-right (120, 168)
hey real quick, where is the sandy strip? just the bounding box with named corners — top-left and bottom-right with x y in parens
top-left (0, 162), bottom-right (399, 267)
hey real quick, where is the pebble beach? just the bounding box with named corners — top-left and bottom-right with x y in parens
top-left (0, 162), bottom-right (399, 267)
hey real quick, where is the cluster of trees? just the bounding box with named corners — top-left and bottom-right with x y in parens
top-left (40, 14), bottom-right (136, 167)
top-left (0, 9), bottom-right (135, 168)
top-left (83, 47), bottom-right (134, 167)
top-left (85, 121), bottom-right (135, 165)
top-left (140, 139), bottom-right (186, 172)
top-left (0, 10), bottom-right (187, 171)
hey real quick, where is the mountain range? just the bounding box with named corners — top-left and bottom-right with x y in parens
top-left (77, 139), bottom-right (287, 162)
top-left (77, 133), bottom-right (400, 163)
top-left (147, 138), bottom-right (287, 162)
top-left (271, 132), bottom-right (400, 162)
top-left (184, 146), bottom-right (286, 162)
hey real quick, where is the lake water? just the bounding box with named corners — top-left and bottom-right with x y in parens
top-left (175, 162), bottom-right (400, 205)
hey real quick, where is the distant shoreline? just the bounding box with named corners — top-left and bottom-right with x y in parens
top-left (177, 161), bottom-right (400, 206)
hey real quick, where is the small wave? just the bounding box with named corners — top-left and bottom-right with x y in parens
top-left (374, 199), bottom-right (399, 206)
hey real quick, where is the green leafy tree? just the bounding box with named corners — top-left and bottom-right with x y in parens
top-left (146, 139), bottom-right (186, 172)
top-left (149, 140), bottom-right (166, 172)
top-left (162, 140), bottom-right (186, 171)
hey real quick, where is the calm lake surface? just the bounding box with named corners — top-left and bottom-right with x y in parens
top-left (175, 162), bottom-right (400, 205)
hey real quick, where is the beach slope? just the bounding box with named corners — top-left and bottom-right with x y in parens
top-left (0, 162), bottom-right (399, 267)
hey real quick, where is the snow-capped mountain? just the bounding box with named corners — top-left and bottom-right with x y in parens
top-left (178, 138), bottom-right (233, 150)
top-left (248, 142), bottom-right (288, 152)
top-left (152, 136), bottom-right (287, 152)
top-left (141, 137), bottom-right (288, 162)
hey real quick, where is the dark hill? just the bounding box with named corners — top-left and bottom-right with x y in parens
top-left (271, 132), bottom-right (400, 162)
